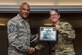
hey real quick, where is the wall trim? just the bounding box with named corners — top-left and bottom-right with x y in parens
top-left (0, 5), bottom-right (82, 13)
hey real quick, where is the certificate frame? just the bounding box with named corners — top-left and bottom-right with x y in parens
top-left (39, 26), bottom-right (57, 42)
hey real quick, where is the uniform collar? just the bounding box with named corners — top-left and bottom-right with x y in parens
top-left (17, 14), bottom-right (26, 22)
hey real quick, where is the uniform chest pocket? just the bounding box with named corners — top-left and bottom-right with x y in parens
top-left (18, 23), bottom-right (27, 32)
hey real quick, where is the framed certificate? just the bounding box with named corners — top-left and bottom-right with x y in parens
top-left (39, 26), bottom-right (57, 42)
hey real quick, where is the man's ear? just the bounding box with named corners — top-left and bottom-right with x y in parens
top-left (18, 7), bottom-right (21, 12)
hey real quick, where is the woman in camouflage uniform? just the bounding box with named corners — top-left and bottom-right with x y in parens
top-left (49, 9), bottom-right (75, 55)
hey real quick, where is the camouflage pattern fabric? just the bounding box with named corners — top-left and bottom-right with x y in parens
top-left (7, 14), bottom-right (31, 55)
top-left (52, 22), bottom-right (75, 55)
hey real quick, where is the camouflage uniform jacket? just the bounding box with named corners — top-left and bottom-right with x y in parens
top-left (54, 21), bottom-right (75, 55)
top-left (7, 14), bottom-right (31, 55)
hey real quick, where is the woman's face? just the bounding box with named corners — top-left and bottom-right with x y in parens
top-left (50, 10), bottom-right (60, 23)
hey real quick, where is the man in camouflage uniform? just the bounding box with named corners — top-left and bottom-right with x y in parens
top-left (7, 2), bottom-right (35, 55)
top-left (49, 9), bottom-right (75, 55)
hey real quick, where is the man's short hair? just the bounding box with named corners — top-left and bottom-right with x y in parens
top-left (20, 2), bottom-right (30, 8)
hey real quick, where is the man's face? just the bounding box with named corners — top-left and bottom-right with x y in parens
top-left (19, 4), bottom-right (30, 19)
top-left (50, 10), bottom-right (60, 22)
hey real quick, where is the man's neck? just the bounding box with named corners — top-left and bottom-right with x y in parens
top-left (19, 13), bottom-right (27, 21)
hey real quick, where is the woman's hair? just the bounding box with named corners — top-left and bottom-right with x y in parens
top-left (50, 9), bottom-right (60, 15)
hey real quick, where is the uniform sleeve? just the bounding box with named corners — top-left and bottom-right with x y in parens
top-left (59, 22), bottom-right (75, 40)
top-left (30, 35), bottom-right (35, 40)
top-left (7, 21), bottom-right (29, 53)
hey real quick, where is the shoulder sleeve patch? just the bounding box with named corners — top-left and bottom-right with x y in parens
top-left (8, 23), bottom-right (16, 33)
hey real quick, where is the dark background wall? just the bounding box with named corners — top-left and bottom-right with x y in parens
top-left (0, 26), bottom-right (8, 55)
top-left (0, 13), bottom-right (82, 55)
